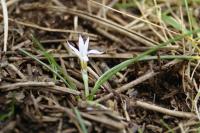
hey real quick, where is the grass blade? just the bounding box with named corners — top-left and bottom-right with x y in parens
top-left (19, 48), bottom-right (76, 90)
top-left (161, 14), bottom-right (188, 33)
top-left (31, 36), bottom-right (76, 90)
top-left (89, 29), bottom-right (200, 100)
top-left (74, 108), bottom-right (88, 133)
top-left (32, 35), bottom-right (59, 80)
top-left (0, 96), bottom-right (15, 121)
top-left (160, 119), bottom-right (174, 133)
top-left (184, 0), bottom-right (192, 32)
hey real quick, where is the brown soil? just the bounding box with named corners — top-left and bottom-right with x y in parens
top-left (0, 0), bottom-right (200, 133)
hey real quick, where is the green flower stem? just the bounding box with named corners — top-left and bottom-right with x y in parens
top-left (82, 69), bottom-right (89, 98)
top-left (81, 60), bottom-right (89, 97)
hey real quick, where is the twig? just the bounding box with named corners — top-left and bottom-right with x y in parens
top-left (0, 81), bottom-right (80, 95)
top-left (7, 0), bottom-right (21, 7)
top-left (53, 86), bottom-right (80, 95)
top-left (46, 105), bottom-right (126, 130)
top-left (1, 0), bottom-right (8, 52)
top-left (9, 52), bottom-right (189, 61)
top-left (21, 3), bottom-right (158, 46)
top-left (95, 71), bottom-right (157, 102)
top-left (164, 121), bottom-right (200, 133)
top-left (87, 67), bottom-right (111, 90)
top-left (11, 40), bottom-right (31, 51)
top-left (51, 0), bottom-right (65, 7)
top-left (7, 64), bottom-right (26, 80)
top-left (89, 0), bottom-right (179, 35)
top-left (0, 121), bottom-right (16, 133)
top-left (56, 119), bottom-right (63, 133)
top-left (81, 112), bottom-right (125, 130)
top-left (132, 100), bottom-right (197, 119)
top-left (0, 14), bottom-right (97, 38)
top-left (0, 81), bottom-right (55, 90)
top-left (95, 27), bottom-right (124, 44)
top-left (194, 83), bottom-right (200, 120)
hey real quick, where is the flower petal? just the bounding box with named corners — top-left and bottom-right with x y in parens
top-left (68, 42), bottom-right (81, 58)
top-left (78, 35), bottom-right (85, 55)
top-left (84, 37), bottom-right (89, 54)
top-left (88, 49), bottom-right (103, 55)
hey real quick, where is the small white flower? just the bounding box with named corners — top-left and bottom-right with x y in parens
top-left (68, 36), bottom-right (102, 62)
top-left (68, 36), bottom-right (102, 97)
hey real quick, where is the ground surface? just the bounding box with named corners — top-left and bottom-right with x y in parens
top-left (0, 0), bottom-right (200, 133)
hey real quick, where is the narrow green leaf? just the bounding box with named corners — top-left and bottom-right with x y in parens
top-left (0, 97), bottom-right (15, 121)
top-left (187, 8), bottom-right (200, 37)
top-left (89, 29), bottom-right (200, 100)
top-left (32, 35), bottom-right (59, 80)
top-left (30, 36), bottom-right (76, 90)
top-left (184, 0), bottom-right (193, 32)
top-left (162, 14), bottom-right (188, 33)
top-left (160, 119), bottom-right (174, 133)
top-left (19, 48), bottom-right (76, 90)
top-left (74, 108), bottom-right (88, 133)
